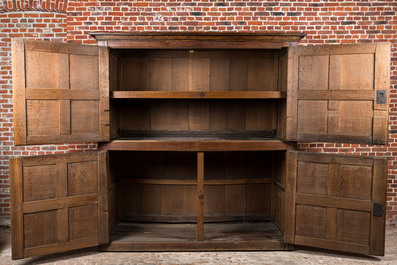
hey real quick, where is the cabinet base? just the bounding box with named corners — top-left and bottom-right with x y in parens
top-left (100, 221), bottom-right (291, 252)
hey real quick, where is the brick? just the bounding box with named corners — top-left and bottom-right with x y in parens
top-left (0, 0), bottom-right (396, 226)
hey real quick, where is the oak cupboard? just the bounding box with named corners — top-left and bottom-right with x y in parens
top-left (10, 33), bottom-right (390, 260)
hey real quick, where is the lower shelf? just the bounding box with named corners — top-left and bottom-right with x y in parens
top-left (101, 221), bottom-right (289, 251)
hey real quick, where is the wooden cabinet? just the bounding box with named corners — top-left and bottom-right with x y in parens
top-left (10, 33), bottom-right (390, 259)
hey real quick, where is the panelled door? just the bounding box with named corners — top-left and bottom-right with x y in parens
top-left (10, 152), bottom-right (108, 260)
top-left (12, 39), bottom-right (110, 145)
top-left (285, 151), bottom-right (387, 256)
top-left (286, 43), bottom-right (390, 145)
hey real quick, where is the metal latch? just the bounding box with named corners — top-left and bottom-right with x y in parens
top-left (376, 90), bottom-right (387, 104)
top-left (373, 203), bottom-right (383, 217)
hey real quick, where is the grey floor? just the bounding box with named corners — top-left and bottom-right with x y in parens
top-left (1, 226), bottom-right (396, 265)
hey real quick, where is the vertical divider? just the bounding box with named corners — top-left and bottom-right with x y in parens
top-left (197, 152), bottom-right (205, 241)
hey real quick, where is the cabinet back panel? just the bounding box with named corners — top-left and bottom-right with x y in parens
top-left (117, 99), bottom-right (278, 135)
top-left (115, 151), bottom-right (276, 222)
top-left (118, 50), bottom-right (278, 92)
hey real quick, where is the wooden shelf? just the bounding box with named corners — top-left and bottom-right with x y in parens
top-left (100, 139), bottom-right (287, 151)
top-left (119, 177), bottom-right (272, 186)
top-left (112, 91), bottom-right (286, 99)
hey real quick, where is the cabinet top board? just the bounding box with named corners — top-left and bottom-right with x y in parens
top-left (90, 32), bottom-right (306, 49)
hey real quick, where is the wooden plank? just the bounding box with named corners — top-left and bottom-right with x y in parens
top-left (183, 186), bottom-right (197, 215)
top-left (91, 32), bottom-right (306, 49)
top-left (210, 58), bottom-right (229, 91)
top-left (57, 208), bottom-right (69, 243)
top-left (227, 101), bottom-right (246, 130)
top-left (294, 236), bottom-right (369, 255)
top-left (273, 53), bottom-right (279, 91)
top-left (58, 53), bottom-right (70, 89)
top-left (229, 58), bottom-right (248, 91)
top-left (326, 208), bottom-right (338, 241)
top-left (298, 55), bottom-right (329, 91)
top-left (209, 102), bottom-right (227, 131)
top-left (25, 40), bottom-right (99, 56)
top-left (372, 43), bottom-right (390, 145)
top-left (119, 178), bottom-right (272, 185)
top-left (189, 101), bottom-right (209, 131)
top-left (150, 58), bottom-right (172, 91)
top-left (24, 237), bottom-right (99, 259)
top-left (171, 57), bottom-right (188, 91)
top-left (373, 110), bottom-right (388, 145)
top-left (99, 47), bottom-right (110, 142)
top-left (12, 39), bottom-right (27, 145)
top-left (285, 47), bottom-right (298, 140)
top-left (295, 194), bottom-right (371, 212)
top-left (296, 43), bottom-right (375, 56)
top-left (103, 240), bottom-right (287, 252)
top-left (26, 133), bottom-right (100, 145)
top-left (112, 91), bottom-right (286, 99)
top-left (10, 158), bottom-right (24, 259)
top-left (296, 133), bottom-right (372, 145)
top-left (374, 43), bottom-right (390, 111)
top-left (59, 100), bottom-right (70, 135)
top-left (101, 140), bottom-right (288, 151)
top-left (161, 186), bottom-right (184, 215)
top-left (151, 101), bottom-right (171, 130)
top-left (22, 152), bottom-right (98, 165)
top-left (246, 101), bottom-right (276, 131)
top-left (296, 152), bottom-right (373, 166)
top-left (247, 58), bottom-right (274, 91)
top-left (170, 101), bottom-right (189, 131)
top-left (284, 151), bottom-right (297, 243)
top-left (23, 194), bottom-right (97, 214)
top-left (197, 152), bottom-right (205, 241)
top-left (298, 90), bottom-right (374, 100)
top-left (97, 152), bottom-right (109, 244)
top-left (120, 58), bottom-right (149, 91)
top-left (370, 159), bottom-right (387, 256)
top-left (103, 221), bottom-right (287, 251)
top-left (56, 162), bottom-right (68, 198)
top-left (119, 214), bottom-right (272, 223)
top-left (188, 58), bottom-right (210, 91)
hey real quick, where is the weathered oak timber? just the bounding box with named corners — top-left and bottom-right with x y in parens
top-left (90, 32), bottom-right (306, 49)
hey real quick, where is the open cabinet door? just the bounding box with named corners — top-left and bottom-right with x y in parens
top-left (285, 151), bottom-right (387, 256)
top-left (10, 152), bottom-right (109, 260)
top-left (286, 43), bottom-right (390, 144)
top-left (12, 39), bottom-right (110, 145)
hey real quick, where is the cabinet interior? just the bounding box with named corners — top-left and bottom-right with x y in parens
top-left (109, 48), bottom-right (288, 141)
top-left (107, 151), bottom-right (286, 247)
top-left (103, 47), bottom-right (289, 249)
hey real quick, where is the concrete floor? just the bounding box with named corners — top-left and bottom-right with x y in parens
top-left (0, 226), bottom-right (396, 265)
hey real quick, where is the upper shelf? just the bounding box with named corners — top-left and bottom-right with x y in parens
top-left (112, 91), bottom-right (286, 99)
top-left (90, 32), bottom-right (306, 49)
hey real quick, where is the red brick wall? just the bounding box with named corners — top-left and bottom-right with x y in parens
top-left (0, 8), bottom-right (97, 225)
top-left (1, 0), bottom-right (397, 226)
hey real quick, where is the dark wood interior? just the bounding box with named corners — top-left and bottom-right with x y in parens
top-left (105, 48), bottom-right (289, 249)
top-left (108, 150), bottom-right (286, 249)
top-left (109, 48), bottom-right (287, 142)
